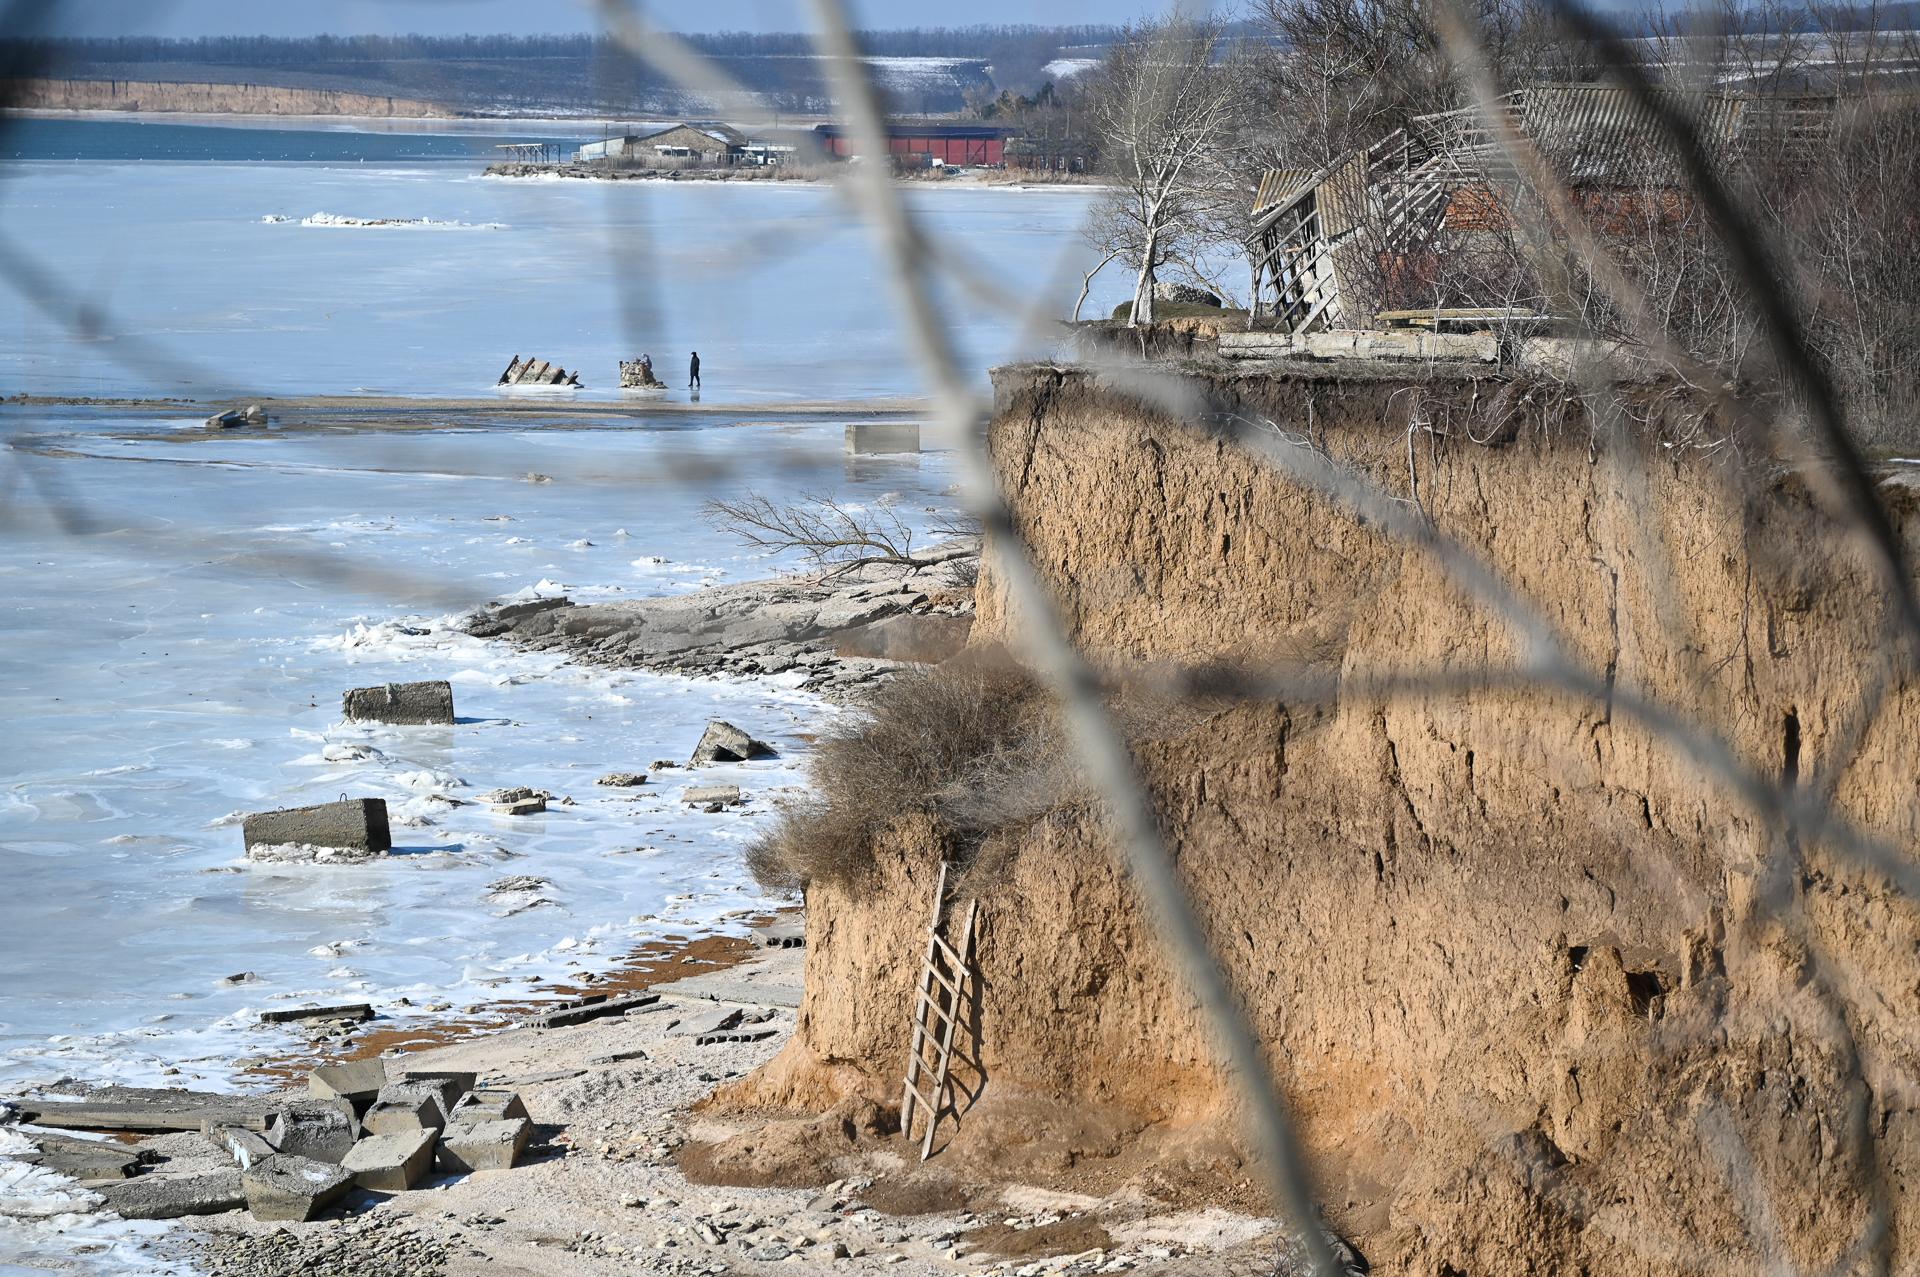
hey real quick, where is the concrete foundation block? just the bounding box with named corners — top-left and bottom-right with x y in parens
top-left (389, 1070), bottom-right (477, 1109)
top-left (308, 1058), bottom-right (389, 1111)
top-left (454, 1088), bottom-right (530, 1124)
top-left (99, 1171), bottom-right (245, 1220)
top-left (341, 680), bottom-right (455, 726)
top-left (242, 798), bottom-right (391, 860)
top-left (364, 1081), bottom-right (449, 1134)
top-left (683, 784), bottom-right (743, 806)
top-left (688, 719), bottom-right (775, 766)
top-left (241, 1153), bottom-right (354, 1222)
top-left (843, 422), bottom-right (921, 455)
top-left (341, 1128), bottom-right (437, 1191)
top-left (434, 1117), bottom-right (531, 1174)
top-left (266, 1100), bottom-right (358, 1164)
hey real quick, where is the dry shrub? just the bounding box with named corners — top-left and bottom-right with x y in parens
top-left (748, 650), bottom-right (1074, 890)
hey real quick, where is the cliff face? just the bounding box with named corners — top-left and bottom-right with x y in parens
top-left (3, 78), bottom-right (452, 117)
top-left (726, 364), bottom-right (1920, 1273)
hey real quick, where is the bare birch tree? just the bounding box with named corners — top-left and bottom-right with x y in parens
top-left (1083, 14), bottom-right (1236, 327)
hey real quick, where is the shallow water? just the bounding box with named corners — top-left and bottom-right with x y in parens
top-left (0, 120), bottom-right (1102, 1272)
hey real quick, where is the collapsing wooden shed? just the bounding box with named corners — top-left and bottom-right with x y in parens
top-left (1247, 85), bottom-right (1844, 333)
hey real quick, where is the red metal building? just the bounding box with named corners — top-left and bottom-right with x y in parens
top-left (813, 123), bottom-right (1009, 166)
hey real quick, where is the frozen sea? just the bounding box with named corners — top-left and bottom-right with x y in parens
top-left (0, 121), bottom-right (1120, 1274)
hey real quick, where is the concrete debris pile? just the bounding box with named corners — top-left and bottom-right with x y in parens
top-left (620, 356), bottom-right (667, 389)
top-left (463, 544), bottom-right (980, 700)
top-left (205, 404), bottom-right (269, 429)
top-left (496, 355), bottom-right (583, 387)
top-left (4, 1065), bottom-right (534, 1223)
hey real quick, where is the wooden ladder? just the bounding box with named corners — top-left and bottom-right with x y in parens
top-left (900, 861), bottom-right (979, 1161)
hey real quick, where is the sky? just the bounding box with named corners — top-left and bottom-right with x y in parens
top-left (39, 0), bottom-right (1169, 37)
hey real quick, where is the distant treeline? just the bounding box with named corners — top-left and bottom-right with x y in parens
top-left (1, 26), bottom-right (1127, 102)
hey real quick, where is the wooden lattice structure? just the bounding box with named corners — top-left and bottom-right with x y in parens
top-left (1248, 85), bottom-right (1848, 334)
top-left (900, 861), bottom-right (979, 1161)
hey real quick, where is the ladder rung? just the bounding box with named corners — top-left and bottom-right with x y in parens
top-left (929, 931), bottom-right (966, 967)
top-left (913, 995), bottom-right (955, 1028)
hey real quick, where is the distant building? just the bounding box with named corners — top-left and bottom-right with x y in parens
top-left (813, 123), bottom-right (1009, 167)
top-left (575, 122), bottom-right (749, 165)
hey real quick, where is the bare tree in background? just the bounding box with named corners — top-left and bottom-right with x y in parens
top-left (1083, 14), bottom-right (1237, 327)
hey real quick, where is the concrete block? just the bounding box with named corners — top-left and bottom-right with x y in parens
top-left (265, 1100), bottom-right (357, 1164)
top-left (260, 1002), bottom-right (373, 1025)
top-left (687, 720), bottom-right (774, 766)
top-left (843, 422), bottom-right (921, 455)
top-left (388, 1070), bottom-right (477, 1109)
top-left (201, 1121), bottom-right (277, 1169)
top-left (341, 1128), bottom-right (437, 1191)
top-left (682, 784), bottom-right (743, 806)
top-left (434, 1117), bottom-right (531, 1174)
top-left (454, 1088), bottom-right (529, 1124)
top-left (308, 1058), bottom-right (389, 1110)
top-left (241, 1153), bottom-right (353, 1222)
top-left (341, 680), bottom-right (455, 726)
top-left (363, 1081), bottom-right (448, 1134)
top-left (595, 771), bottom-right (648, 787)
top-left (98, 1170), bottom-right (245, 1220)
top-left (242, 798), bottom-right (391, 860)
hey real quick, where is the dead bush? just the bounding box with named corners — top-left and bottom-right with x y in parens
top-left (748, 651), bottom-right (1075, 890)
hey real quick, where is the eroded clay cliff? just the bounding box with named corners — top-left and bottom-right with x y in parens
top-left (721, 363), bottom-right (1920, 1274)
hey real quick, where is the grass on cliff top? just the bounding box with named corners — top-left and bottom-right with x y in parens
top-left (747, 652), bottom-right (1073, 891)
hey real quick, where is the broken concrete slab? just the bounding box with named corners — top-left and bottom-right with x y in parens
top-left (687, 720), bottom-right (775, 767)
top-left (595, 771), bottom-right (648, 787)
top-left (201, 1121), bottom-right (277, 1170)
top-left (678, 1007), bottom-right (744, 1040)
top-left (259, 1002), bottom-right (374, 1025)
top-left (682, 784), bottom-right (742, 806)
top-left (15, 1091), bottom-right (273, 1134)
top-left (342, 680), bottom-right (455, 726)
top-left (308, 1058), bottom-right (389, 1110)
top-left (758, 921), bottom-right (805, 949)
top-left (522, 990), bottom-right (658, 1029)
top-left (241, 1153), bottom-right (353, 1222)
top-left (452, 1089), bottom-right (529, 1124)
top-left (242, 798), bottom-right (390, 860)
top-left (265, 1100), bottom-right (357, 1164)
top-left (20, 1132), bottom-right (150, 1181)
top-left (341, 1128), bottom-right (437, 1191)
top-left (98, 1170), bottom-right (245, 1220)
top-left (435, 1117), bottom-right (531, 1174)
top-left (843, 422), bottom-right (922, 455)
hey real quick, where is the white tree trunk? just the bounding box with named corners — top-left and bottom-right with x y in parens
top-left (1129, 228), bottom-right (1159, 327)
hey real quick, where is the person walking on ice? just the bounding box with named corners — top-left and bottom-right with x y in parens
top-left (688, 351), bottom-right (701, 389)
